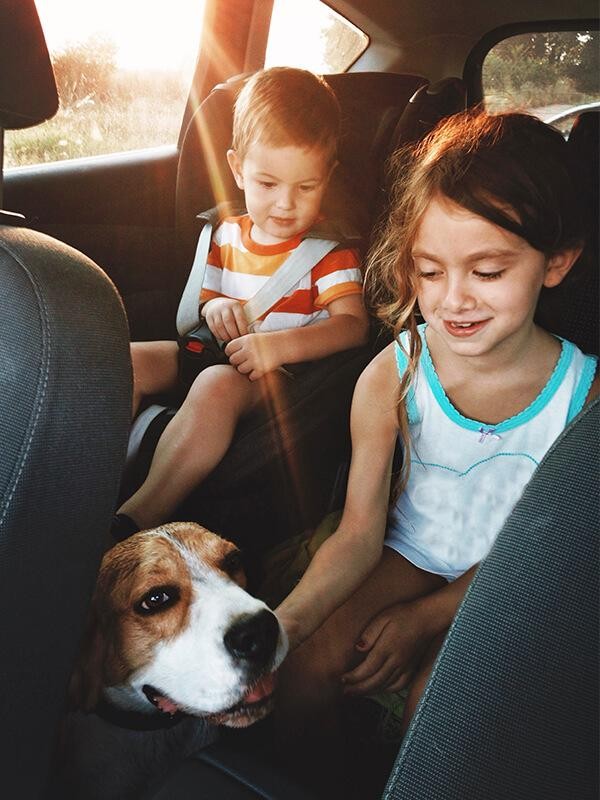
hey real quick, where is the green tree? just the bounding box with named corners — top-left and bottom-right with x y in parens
top-left (564, 32), bottom-right (599, 95)
top-left (483, 30), bottom-right (598, 110)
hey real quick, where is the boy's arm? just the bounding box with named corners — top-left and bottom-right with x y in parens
top-left (276, 345), bottom-right (399, 650)
top-left (264, 292), bottom-right (368, 361)
top-left (225, 293), bottom-right (368, 381)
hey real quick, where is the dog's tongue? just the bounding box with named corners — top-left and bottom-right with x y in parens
top-left (243, 671), bottom-right (276, 704)
top-left (154, 695), bottom-right (180, 715)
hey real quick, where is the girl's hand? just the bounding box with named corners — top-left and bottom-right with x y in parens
top-left (202, 298), bottom-right (249, 341)
top-left (341, 600), bottom-right (435, 696)
top-left (225, 333), bottom-right (282, 381)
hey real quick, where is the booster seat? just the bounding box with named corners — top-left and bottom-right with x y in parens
top-left (123, 71), bottom-right (429, 559)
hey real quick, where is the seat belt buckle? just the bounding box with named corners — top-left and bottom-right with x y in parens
top-left (177, 322), bottom-right (228, 388)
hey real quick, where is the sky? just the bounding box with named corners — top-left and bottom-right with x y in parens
top-left (34, 0), bottom-right (206, 72)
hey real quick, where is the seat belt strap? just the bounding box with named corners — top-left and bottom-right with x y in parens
top-left (176, 219), bottom-right (214, 337)
top-left (176, 219), bottom-right (339, 338)
top-left (243, 237), bottom-right (338, 330)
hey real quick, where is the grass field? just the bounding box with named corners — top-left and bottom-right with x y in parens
top-left (6, 77), bottom-right (187, 168)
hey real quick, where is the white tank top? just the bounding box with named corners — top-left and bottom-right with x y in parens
top-left (384, 324), bottom-right (597, 581)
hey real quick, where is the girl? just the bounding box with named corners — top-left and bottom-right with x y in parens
top-left (274, 111), bottom-right (599, 739)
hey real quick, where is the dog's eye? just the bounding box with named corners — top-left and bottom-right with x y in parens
top-left (221, 549), bottom-right (244, 576)
top-left (135, 585), bottom-right (180, 615)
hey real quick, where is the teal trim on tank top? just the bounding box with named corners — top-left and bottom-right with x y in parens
top-left (418, 323), bottom-right (574, 433)
top-left (567, 354), bottom-right (598, 422)
top-left (413, 450), bottom-right (540, 476)
top-left (393, 339), bottom-right (419, 424)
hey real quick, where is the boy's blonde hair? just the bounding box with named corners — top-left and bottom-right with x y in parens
top-left (232, 67), bottom-right (341, 163)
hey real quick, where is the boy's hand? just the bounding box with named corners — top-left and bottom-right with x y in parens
top-left (340, 599), bottom-right (436, 696)
top-left (225, 333), bottom-right (282, 381)
top-left (202, 298), bottom-right (249, 341)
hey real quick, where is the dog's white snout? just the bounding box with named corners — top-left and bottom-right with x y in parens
top-left (223, 609), bottom-right (280, 665)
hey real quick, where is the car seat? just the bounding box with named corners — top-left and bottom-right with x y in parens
top-left (124, 71), bottom-right (430, 559)
top-left (0, 3), bottom-right (132, 796)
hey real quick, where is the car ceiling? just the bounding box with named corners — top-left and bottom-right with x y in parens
top-left (328, 0), bottom-right (598, 79)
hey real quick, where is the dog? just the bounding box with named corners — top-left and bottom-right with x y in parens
top-left (59, 522), bottom-right (288, 799)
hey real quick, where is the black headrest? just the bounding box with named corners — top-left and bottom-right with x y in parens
top-left (536, 110), bottom-right (599, 356)
top-left (567, 110), bottom-right (599, 221)
top-left (388, 77), bottom-right (467, 153)
top-left (0, 0), bottom-right (58, 129)
top-left (175, 71), bottom-right (427, 251)
top-left (568, 109), bottom-right (599, 154)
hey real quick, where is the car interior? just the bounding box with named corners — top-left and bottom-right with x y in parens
top-left (0, 0), bottom-right (597, 798)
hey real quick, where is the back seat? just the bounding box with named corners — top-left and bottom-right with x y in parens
top-left (142, 98), bottom-right (598, 800)
top-left (125, 72), bottom-right (431, 558)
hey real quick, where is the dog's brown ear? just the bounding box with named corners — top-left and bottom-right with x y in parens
top-left (68, 610), bottom-right (106, 712)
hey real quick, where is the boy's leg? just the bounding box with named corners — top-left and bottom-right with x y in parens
top-left (130, 340), bottom-right (179, 417)
top-left (118, 364), bottom-right (284, 529)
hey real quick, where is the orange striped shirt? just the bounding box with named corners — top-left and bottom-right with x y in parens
top-left (200, 215), bottom-right (362, 332)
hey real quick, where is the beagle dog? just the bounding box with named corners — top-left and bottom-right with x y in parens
top-left (61, 522), bottom-right (288, 799)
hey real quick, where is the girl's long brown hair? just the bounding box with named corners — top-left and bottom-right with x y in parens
top-left (364, 110), bottom-right (585, 498)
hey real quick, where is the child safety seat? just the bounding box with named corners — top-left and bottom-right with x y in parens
top-left (122, 71), bottom-right (428, 560)
top-left (125, 206), bottom-right (361, 483)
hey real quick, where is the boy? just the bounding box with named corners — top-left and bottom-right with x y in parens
top-left (113, 67), bottom-right (369, 537)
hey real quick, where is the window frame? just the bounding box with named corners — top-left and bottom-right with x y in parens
top-left (464, 18), bottom-right (600, 107)
top-left (263, 0), bottom-right (370, 75)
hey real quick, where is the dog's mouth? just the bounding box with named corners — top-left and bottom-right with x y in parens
top-left (142, 684), bottom-right (184, 717)
top-left (142, 670), bottom-right (278, 727)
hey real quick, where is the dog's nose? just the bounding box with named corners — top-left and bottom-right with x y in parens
top-left (224, 610), bottom-right (279, 664)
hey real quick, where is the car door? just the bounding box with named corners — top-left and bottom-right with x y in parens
top-left (3, 0), bottom-right (267, 342)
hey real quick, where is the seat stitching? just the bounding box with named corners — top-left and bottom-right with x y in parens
top-left (0, 241), bottom-right (51, 526)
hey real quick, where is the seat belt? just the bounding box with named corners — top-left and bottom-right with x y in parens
top-left (243, 236), bottom-right (338, 330)
top-left (176, 215), bottom-right (338, 338)
top-left (176, 219), bottom-right (214, 337)
top-left (127, 219), bottom-right (339, 478)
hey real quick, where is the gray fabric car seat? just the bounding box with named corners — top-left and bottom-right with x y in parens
top-left (0, 226), bottom-right (132, 800)
top-left (0, 3), bottom-right (133, 796)
top-left (384, 396), bottom-right (599, 800)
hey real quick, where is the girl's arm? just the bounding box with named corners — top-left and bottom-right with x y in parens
top-left (276, 344), bottom-right (400, 650)
top-left (224, 294), bottom-right (369, 381)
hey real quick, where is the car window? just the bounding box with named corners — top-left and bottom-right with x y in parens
top-left (6, 0), bottom-right (205, 168)
top-left (482, 30), bottom-right (599, 135)
top-left (265, 0), bottom-right (368, 73)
